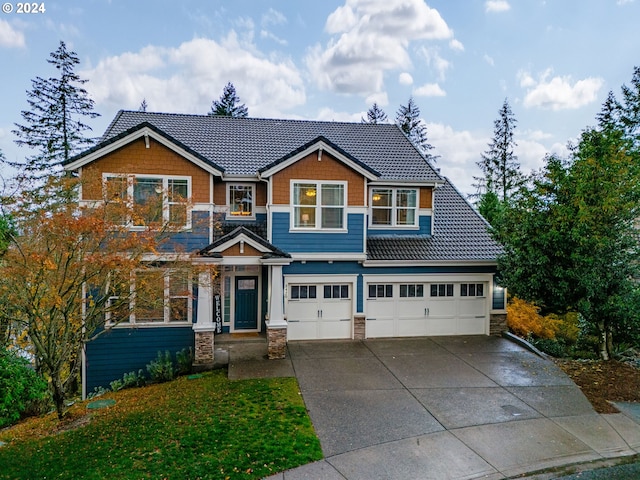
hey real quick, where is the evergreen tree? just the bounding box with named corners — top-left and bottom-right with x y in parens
top-left (475, 99), bottom-right (523, 203)
top-left (395, 97), bottom-right (434, 159)
top-left (139, 98), bottom-right (148, 112)
top-left (362, 103), bottom-right (388, 124)
top-left (619, 66), bottom-right (640, 143)
top-left (209, 82), bottom-right (248, 118)
top-left (10, 41), bottom-right (100, 176)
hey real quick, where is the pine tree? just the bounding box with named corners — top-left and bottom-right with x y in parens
top-left (475, 98), bottom-right (522, 203)
top-left (139, 98), bottom-right (148, 112)
top-left (395, 97), bottom-right (434, 159)
top-left (619, 66), bottom-right (640, 143)
top-left (362, 103), bottom-right (388, 124)
top-left (10, 41), bottom-right (100, 176)
top-left (209, 82), bottom-right (248, 117)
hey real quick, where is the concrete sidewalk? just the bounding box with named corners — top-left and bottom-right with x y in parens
top-left (228, 336), bottom-right (640, 479)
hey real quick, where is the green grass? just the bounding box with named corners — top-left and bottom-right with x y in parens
top-left (0, 370), bottom-right (322, 479)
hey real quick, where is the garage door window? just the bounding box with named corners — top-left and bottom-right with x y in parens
top-left (461, 283), bottom-right (484, 297)
top-left (324, 285), bottom-right (349, 299)
top-left (430, 283), bottom-right (454, 297)
top-left (368, 284), bottom-right (393, 298)
top-left (400, 284), bottom-right (424, 297)
top-left (291, 285), bottom-right (317, 299)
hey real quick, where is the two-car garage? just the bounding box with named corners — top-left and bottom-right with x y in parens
top-left (285, 275), bottom-right (491, 341)
top-left (364, 279), bottom-right (488, 338)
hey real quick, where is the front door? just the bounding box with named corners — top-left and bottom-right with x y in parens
top-left (234, 276), bottom-right (258, 330)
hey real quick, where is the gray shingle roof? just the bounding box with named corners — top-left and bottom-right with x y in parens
top-left (101, 110), bottom-right (442, 181)
top-left (367, 179), bottom-right (503, 262)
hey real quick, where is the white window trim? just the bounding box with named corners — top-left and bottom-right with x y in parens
top-left (102, 173), bottom-right (192, 230)
top-left (107, 269), bottom-right (193, 327)
top-left (369, 187), bottom-right (420, 229)
top-left (226, 183), bottom-right (256, 220)
top-left (290, 180), bottom-right (348, 232)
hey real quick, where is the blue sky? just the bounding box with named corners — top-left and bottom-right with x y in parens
top-left (1, 0), bottom-right (638, 195)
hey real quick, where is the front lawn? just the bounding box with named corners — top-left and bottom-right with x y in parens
top-left (0, 370), bottom-right (322, 479)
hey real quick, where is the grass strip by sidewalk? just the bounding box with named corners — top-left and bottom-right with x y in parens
top-left (0, 370), bottom-right (322, 479)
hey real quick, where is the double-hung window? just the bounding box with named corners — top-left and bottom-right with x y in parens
top-left (107, 269), bottom-right (192, 325)
top-left (292, 181), bottom-right (346, 230)
top-left (370, 188), bottom-right (418, 227)
top-left (104, 174), bottom-right (191, 228)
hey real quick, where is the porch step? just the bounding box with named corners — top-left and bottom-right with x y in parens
top-left (213, 333), bottom-right (268, 366)
top-left (215, 333), bottom-right (267, 345)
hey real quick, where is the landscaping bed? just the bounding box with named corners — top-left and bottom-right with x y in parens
top-left (554, 358), bottom-right (640, 414)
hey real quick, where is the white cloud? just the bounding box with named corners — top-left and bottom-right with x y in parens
top-left (483, 54), bottom-right (495, 67)
top-left (261, 8), bottom-right (287, 27)
top-left (315, 107), bottom-right (363, 123)
top-left (428, 122), bottom-right (563, 196)
top-left (417, 46), bottom-right (450, 81)
top-left (260, 30), bottom-right (287, 45)
top-left (414, 83), bottom-right (446, 97)
top-left (449, 39), bottom-right (464, 52)
top-left (306, 0), bottom-right (455, 96)
top-left (365, 91), bottom-right (389, 107)
top-left (485, 1), bottom-right (511, 12)
top-left (82, 34), bottom-right (306, 118)
top-left (518, 69), bottom-right (604, 110)
top-left (399, 72), bottom-right (414, 85)
top-left (0, 20), bottom-right (25, 48)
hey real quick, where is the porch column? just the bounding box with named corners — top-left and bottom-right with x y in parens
top-left (266, 263), bottom-right (287, 359)
top-left (193, 271), bottom-right (215, 368)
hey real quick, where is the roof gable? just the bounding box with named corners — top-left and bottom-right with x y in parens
top-left (63, 122), bottom-right (225, 176)
top-left (199, 226), bottom-right (291, 259)
top-left (259, 136), bottom-right (380, 180)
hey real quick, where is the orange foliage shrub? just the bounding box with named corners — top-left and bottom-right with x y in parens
top-left (507, 297), bottom-right (562, 339)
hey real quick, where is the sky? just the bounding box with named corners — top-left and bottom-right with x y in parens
top-left (0, 0), bottom-right (638, 195)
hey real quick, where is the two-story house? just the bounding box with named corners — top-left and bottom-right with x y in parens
top-left (64, 111), bottom-right (506, 394)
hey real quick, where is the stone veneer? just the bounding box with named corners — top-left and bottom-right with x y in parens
top-left (490, 313), bottom-right (507, 336)
top-left (353, 315), bottom-right (366, 340)
top-left (194, 330), bottom-right (215, 367)
top-left (267, 325), bottom-right (287, 359)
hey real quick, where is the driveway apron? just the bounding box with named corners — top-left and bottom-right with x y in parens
top-left (267, 336), bottom-right (640, 480)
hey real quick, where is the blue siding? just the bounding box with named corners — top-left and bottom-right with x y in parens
top-left (283, 261), bottom-right (497, 276)
top-left (158, 211), bottom-right (210, 252)
top-left (271, 212), bottom-right (364, 253)
top-left (86, 326), bottom-right (194, 392)
top-left (367, 215), bottom-right (431, 236)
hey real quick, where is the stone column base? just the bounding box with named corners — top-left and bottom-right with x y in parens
top-left (193, 330), bottom-right (215, 368)
top-left (267, 324), bottom-right (287, 359)
top-left (354, 315), bottom-right (366, 340)
top-left (490, 313), bottom-right (507, 336)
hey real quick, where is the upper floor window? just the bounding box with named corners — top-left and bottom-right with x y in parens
top-left (228, 184), bottom-right (254, 218)
top-left (370, 188), bottom-right (418, 227)
top-left (104, 174), bottom-right (190, 228)
top-left (292, 181), bottom-right (346, 230)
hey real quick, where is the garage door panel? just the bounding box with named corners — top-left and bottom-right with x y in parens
top-left (288, 320), bottom-right (319, 341)
top-left (366, 298), bottom-right (395, 338)
top-left (319, 319), bottom-right (352, 339)
top-left (287, 283), bottom-right (352, 340)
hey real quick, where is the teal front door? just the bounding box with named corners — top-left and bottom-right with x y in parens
top-left (234, 276), bottom-right (258, 330)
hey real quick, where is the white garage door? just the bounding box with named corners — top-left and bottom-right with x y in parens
top-left (366, 282), bottom-right (487, 338)
top-left (287, 283), bottom-right (352, 340)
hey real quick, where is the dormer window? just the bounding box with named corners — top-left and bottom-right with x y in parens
top-left (370, 188), bottom-right (418, 228)
top-left (228, 184), bottom-right (254, 219)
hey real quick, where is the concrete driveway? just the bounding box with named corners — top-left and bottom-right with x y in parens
top-left (261, 336), bottom-right (640, 480)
